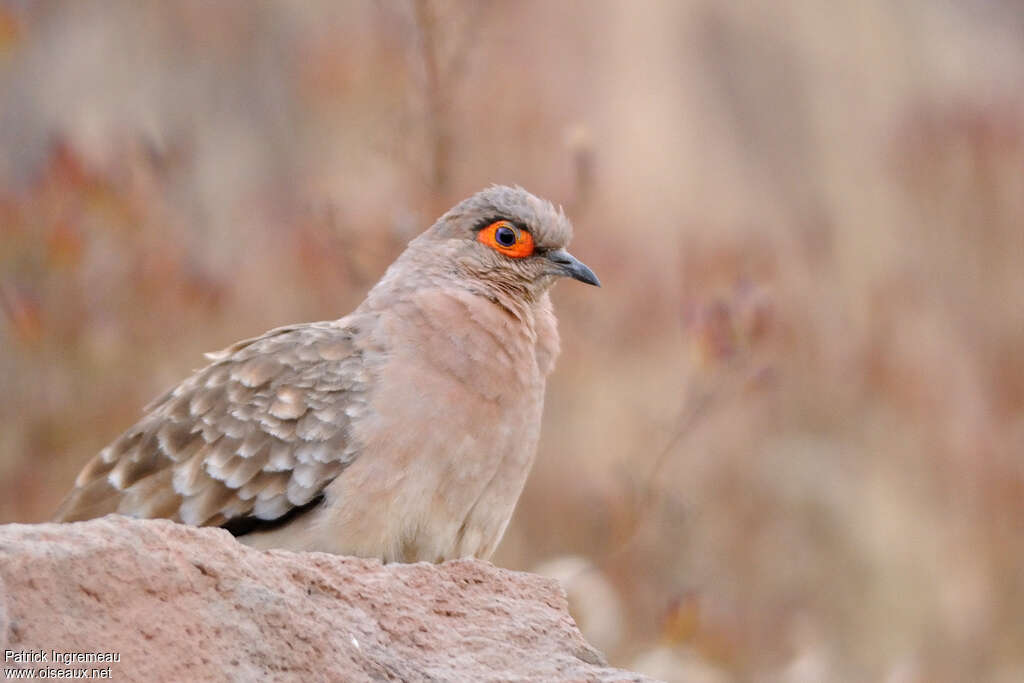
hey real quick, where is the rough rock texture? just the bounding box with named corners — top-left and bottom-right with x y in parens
top-left (0, 516), bottom-right (652, 682)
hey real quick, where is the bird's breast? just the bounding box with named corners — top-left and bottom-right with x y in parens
top-left (323, 288), bottom-right (550, 561)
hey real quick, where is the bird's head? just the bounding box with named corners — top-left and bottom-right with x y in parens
top-left (419, 185), bottom-right (600, 303)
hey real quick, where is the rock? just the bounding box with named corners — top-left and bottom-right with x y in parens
top-left (0, 516), bottom-right (653, 682)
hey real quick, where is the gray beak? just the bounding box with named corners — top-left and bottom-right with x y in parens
top-left (546, 249), bottom-right (601, 287)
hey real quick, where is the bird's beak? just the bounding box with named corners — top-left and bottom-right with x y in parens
top-left (546, 249), bottom-right (601, 287)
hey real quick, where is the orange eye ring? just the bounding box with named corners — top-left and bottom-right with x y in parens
top-left (477, 220), bottom-right (534, 259)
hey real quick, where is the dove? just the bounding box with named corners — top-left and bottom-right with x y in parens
top-left (54, 185), bottom-right (599, 563)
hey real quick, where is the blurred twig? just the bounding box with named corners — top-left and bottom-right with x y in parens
top-left (599, 358), bottom-right (752, 567)
top-left (564, 124), bottom-right (596, 216)
top-left (408, 0), bottom-right (491, 204)
top-left (599, 273), bottom-right (777, 566)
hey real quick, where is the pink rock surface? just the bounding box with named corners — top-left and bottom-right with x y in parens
top-left (0, 516), bottom-right (652, 682)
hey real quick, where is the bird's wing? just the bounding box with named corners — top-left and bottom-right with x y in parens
top-left (53, 319), bottom-right (375, 529)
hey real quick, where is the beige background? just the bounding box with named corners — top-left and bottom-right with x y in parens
top-left (2, 1), bottom-right (1023, 679)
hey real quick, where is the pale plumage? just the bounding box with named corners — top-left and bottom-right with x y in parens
top-left (54, 185), bottom-right (599, 562)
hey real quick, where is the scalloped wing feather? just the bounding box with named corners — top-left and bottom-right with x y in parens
top-left (53, 319), bottom-right (374, 528)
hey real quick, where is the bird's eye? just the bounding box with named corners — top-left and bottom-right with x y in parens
top-left (477, 220), bottom-right (534, 258)
top-left (495, 225), bottom-right (516, 246)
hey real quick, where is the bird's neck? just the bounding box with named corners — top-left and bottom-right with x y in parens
top-left (358, 262), bottom-right (560, 377)
top-left (361, 250), bottom-right (548, 331)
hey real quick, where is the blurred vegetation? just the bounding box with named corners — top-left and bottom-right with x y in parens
top-left (2, 1), bottom-right (1024, 680)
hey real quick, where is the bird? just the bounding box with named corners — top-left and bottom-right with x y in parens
top-left (53, 185), bottom-right (600, 563)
